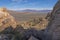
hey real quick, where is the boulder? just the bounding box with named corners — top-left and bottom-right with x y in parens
top-left (28, 36), bottom-right (39, 40)
top-left (0, 34), bottom-right (14, 40)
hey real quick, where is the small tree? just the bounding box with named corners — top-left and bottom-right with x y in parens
top-left (0, 26), bottom-right (14, 34)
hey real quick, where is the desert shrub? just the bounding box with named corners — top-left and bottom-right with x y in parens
top-left (14, 31), bottom-right (22, 40)
top-left (13, 25), bottom-right (24, 40)
top-left (29, 18), bottom-right (43, 26)
top-left (0, 26), bottom-right (14, 34)
top-left (0, 25), bottom-right (23, 40)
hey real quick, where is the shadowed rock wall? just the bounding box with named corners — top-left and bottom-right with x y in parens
top-left (43, 0), bottom-right (60, 40)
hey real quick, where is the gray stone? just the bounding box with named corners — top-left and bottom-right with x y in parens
top-left (43, 0), bottom-right (60, 40)
top-left (28, 36), bottom-right (39, 40)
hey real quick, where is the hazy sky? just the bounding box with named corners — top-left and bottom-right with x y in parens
top-left (0, 0), bottom-right (58, 10)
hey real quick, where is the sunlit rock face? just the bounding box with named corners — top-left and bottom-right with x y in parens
top-left (43, 0), bottom-right (60, 40)
top-left (0, 8), bottom-right (16, 31)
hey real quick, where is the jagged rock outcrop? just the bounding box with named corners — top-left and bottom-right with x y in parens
top-left (28, 36), bottom-right (38, 40)
top-left (0, 8), bottom-right (16, 31)
top-left (0, 26), bottom-right (42, 40)
top-left (0, 26), bottom-right (15, 40)
top-left (43, 0), bottom-right (60, 40)
top-left (0, 34), bottom-right (14, 40)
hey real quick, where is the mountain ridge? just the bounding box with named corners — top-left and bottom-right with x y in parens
top-left (15, 9), bottom-right (52, 13)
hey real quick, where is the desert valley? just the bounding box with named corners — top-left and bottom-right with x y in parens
top-left (0, 0), bottom-right (59, 40)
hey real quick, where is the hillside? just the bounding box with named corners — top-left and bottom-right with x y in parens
top-left (8, 10), bottom-right (49, 21)
top-left (7, 9), bottom-right (49, 30)
top-left (0, 8), bottom-right (16, 31)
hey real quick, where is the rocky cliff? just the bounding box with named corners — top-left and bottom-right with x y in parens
top-left (0, 8), bottom-right (16, 31)
top-left (43, 0), bottom-right (60, 40)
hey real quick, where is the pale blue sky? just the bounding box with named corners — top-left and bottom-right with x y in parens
top-left (0, 0), bottom-right (58, 10)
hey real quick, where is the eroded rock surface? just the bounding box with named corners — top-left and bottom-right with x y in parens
top-left (0, 26), bottom-right (43, 40)
top-left (0, 8), bottom-right (16, 31)
top-left (43, 0), bottom-right (60, 40)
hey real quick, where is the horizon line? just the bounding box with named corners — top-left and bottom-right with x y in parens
top-left (0, 7), bottom-right (53, 10)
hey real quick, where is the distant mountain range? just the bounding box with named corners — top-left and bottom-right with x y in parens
top-left (18, 9), bottom-right (52, 13)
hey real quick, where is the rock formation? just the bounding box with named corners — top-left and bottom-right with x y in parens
top-left (28, 36), bottom-right (38, 40)
top-left (0, 0), bottom-right (60, 40)
top-left (43, 0), bottom-right (60, 40)
top-left (0, 8), bottom-right (16, 31)
top-left (0, 25), bottom-right (44, 40)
